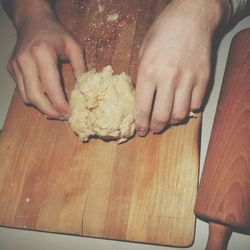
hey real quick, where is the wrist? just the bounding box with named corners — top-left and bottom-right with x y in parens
top-left (166, 0), bottom-right (229, 33)
top-left (9, 0), bottom-right (56, 30)
top-left (211, 0), bottom-right (230, 24)
top-left (201, 0), bottom-right (229, 33)
top-left (192, 0), bottom-right (229, 31)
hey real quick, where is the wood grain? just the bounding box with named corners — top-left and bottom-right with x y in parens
top-left (206, 223), bottom-right (232, 250)
top-left (195, 29), bottom-right (250, 229)
top-left (0, 0), bottom-right (201, 247)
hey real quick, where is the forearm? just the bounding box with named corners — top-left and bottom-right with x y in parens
top-left (1, 0), bottom-right (56, 29)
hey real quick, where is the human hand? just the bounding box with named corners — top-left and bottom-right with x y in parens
top-left (135, 0), bottom-right (227, 135)
top-left (8, 14), bottom-right (86, 120)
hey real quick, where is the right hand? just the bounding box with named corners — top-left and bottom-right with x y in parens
top-left (135, 0), bottom-right (227, 136)
top-left (8, 15), bottom-right (86, 120)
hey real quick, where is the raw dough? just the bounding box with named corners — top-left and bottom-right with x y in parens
top-left (68, 65), bottom-right (135, 143)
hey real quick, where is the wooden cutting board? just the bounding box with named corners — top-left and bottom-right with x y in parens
top-left (0, 0), bottom-right (201, 247)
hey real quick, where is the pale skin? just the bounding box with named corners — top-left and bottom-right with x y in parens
top-left (2, 0), bottom-right (228, 134)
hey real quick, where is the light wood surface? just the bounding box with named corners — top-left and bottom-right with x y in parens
top-left (195, 29), bottom-right (250, 248)
top-left (0, 0), bottom-right (201, 247)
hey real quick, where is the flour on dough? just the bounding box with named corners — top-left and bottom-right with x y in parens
top-left (68, 65), bottom-right (135, 143)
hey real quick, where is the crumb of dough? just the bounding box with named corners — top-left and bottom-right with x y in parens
top-left (98, 3), bottom-right (104, 13)
top-left (189, 111), bottom-right (198, 118)
top-left (107, 13), bottom-right (119, 21)
top-left (68, 66), bottom-right (135, 144)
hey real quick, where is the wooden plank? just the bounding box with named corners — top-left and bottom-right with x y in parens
top-left (0, 0), bottom-right (201, 247)
top-left (195, 29), bottom-right (250, 228)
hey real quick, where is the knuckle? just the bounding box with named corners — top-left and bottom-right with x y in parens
top-left (165, 65), bottom-right (179, 81)
top-left (30, 42), bottom-right (50, 56)
top-left (67, 40), bottom-right (82, 54)
top-left (16, 51), bottom-right (29, 65)
top-left (139, 63), bottom-right (154, 79)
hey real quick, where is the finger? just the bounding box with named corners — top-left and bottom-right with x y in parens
top-left (17, 54), bottom-right (61, 118)
top-left (190, 75), bottom-right (209, 111)
top-left (66, 41), bottom-right (87, 78)
top-left (135, 67), bottom-right (155, 136)
top-left (12, 60), bottom-right (29, 103)
top-left (170, 83), bottom-right (193, 124)
top-left (35, 48), bottom-right (70, 119)
top-left (190, 84), bottom-right (207, 111)
top-left (150, 83), bottom-right (175, 133)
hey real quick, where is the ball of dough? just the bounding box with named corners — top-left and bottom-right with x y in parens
top-left (68, 65), bottom-right (135, 143)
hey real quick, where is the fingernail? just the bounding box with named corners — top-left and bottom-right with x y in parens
top-left (136, 127), bottom-right (148, 137)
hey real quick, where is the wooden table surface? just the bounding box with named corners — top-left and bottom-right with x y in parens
top-left (0, 0), bottom-right (201, 247)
